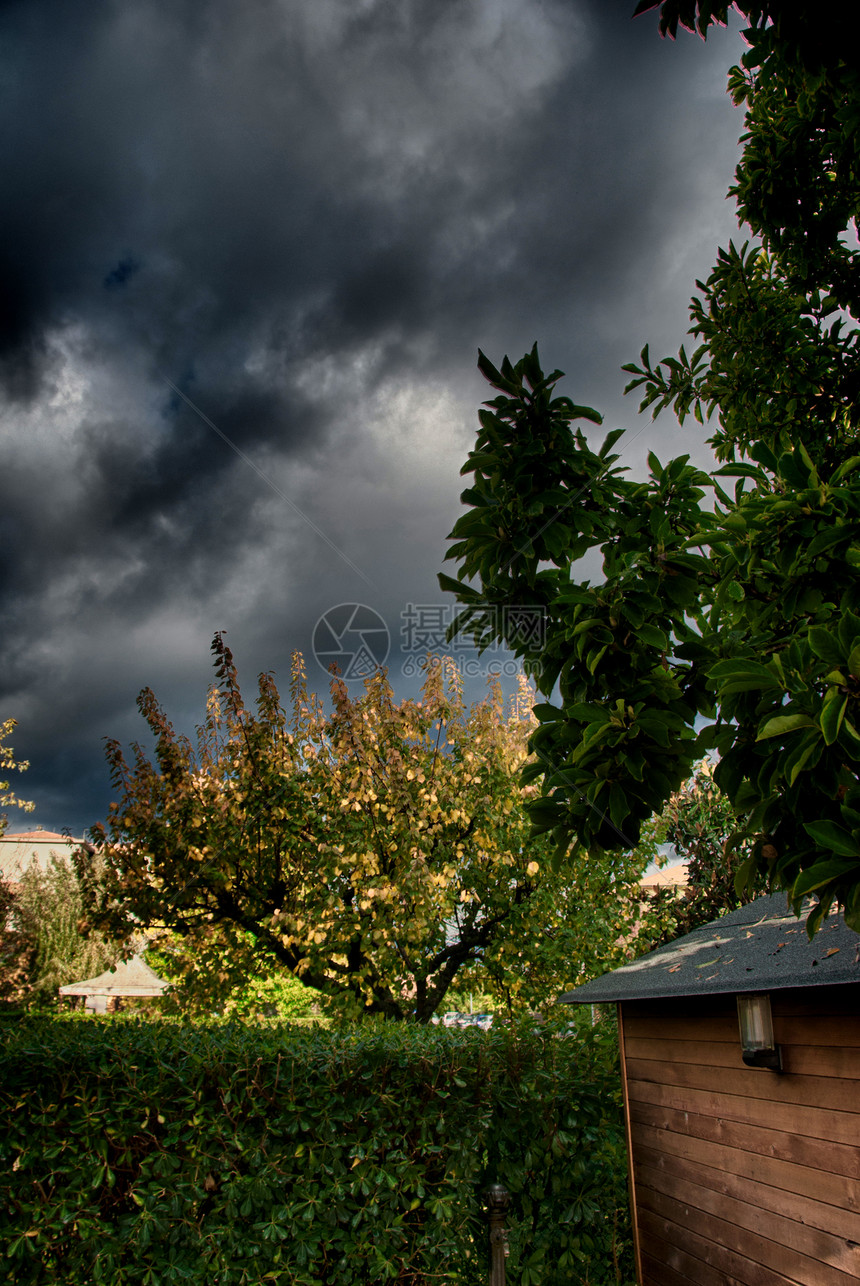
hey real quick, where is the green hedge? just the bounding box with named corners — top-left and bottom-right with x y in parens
top-left (0, 1017), bottom-right (633, 1285)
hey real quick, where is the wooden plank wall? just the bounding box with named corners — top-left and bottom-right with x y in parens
top-left (621, 986), bottom-right (860, 1286)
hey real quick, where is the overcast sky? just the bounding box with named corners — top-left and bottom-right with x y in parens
top-left (0, 0), bottom-right (748, 837)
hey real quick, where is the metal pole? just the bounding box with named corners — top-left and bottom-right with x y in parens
top-left (483, 1183), bottom-right (511, 1286)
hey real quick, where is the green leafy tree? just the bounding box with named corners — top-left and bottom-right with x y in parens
top-left (440, 9), bottom-right (860, 933)
top-left (0, 878), bottom-right (30, 1007)
top-left (0, 719), bottom-right (35, 1005)
top-left (639, 758), bottom-right (770, 947)
top-left (12, 859), bottom-right (120, 1009)
top-left (439, 347), bottom-right (714, 861)
top-left (1, 720), bottom-right (122, 1009)
top-left (80, 635), bottom-right (648, 1022)
top-left (459, 825), bottom-right (664, 1014)
top-left (145, 934), bottom-right (317, 1021)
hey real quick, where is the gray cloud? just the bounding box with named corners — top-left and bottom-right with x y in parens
top-left (0, 0), bottom-right (747, 835)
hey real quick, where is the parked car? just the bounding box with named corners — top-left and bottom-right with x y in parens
top-left (440, 1011), bottom-right (493, 1030)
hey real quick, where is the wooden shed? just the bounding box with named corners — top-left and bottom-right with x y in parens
top-left (561, 893), bottom-right (860, 1286)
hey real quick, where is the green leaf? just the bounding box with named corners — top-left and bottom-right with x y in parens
top-left (805, 894), bottom-right (834, 937)
top-left (709, 660), bottom-right (782, 694)
top-left (838, 610), bottom-right (860, 656)
top-left (838, 718), bottom-right (860, 757)
top-left (831, 455), bottom-right (860, 483)
top-left (808, 627), bottom-right (844, 667)
top-left (567, 401), bottom-right (603, 426)
top-left (437, 572), bottom-right (482, 601)
top-left (608, 784), bottom-right (628, 829)
top-left (848, 644), bottom-right (860, 678)
top-left (733, 855), bottom-right (757, 899)
top-left (786, 739), bottom-right (821, 787)
top-left (637, 624), bottom-right (669, 650)
top-left (586, 645), bottom-right (608, 675)
top-left (749, 441), bottom-right (779, 473)
top-left (646, 451), bottom-right (663, 478)
top-left (820, 692), bottom-right (848, 746)
top-left (793, 860), bottom-right (860, 898)
top-left (802, 820), bottom-right (859, 857)
top-left (712, 463), bottom-right (765, 480)
top-left (533, 703), bottom-right (562, 723)
top-left (567, 703), bottom-right (610, 725)
top-left (756, 714), bottom-right (818, 741)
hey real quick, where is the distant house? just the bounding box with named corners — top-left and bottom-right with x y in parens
top-left (561, 894), bottom-right (860, 1285)
top-left (0, 829), bottom-right (81, 886)
top-left (638, 860), bottom-right (688, 895)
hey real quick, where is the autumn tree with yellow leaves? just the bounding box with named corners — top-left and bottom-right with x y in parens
top-left (77, 634), bottom-right (649, 1021)
top-left (0, 718), bottom-right (34, 837)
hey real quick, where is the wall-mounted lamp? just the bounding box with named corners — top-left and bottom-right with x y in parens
top-left (737, 992), bottom-right (782, 1071)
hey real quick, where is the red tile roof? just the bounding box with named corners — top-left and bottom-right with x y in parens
top-left (1, 831), bottom-right (77, 843)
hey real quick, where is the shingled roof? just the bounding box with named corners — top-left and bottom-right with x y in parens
top-left (560, 893), bottom-right (860, 1005)
top-left (59, 955), bottom-right (169, 999)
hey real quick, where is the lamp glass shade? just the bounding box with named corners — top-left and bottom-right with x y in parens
top-left (737, 992), bottom-right (781, 1069)
top-left (737, 992), bottom-right (774, 1052)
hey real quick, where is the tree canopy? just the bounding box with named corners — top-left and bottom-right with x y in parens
top-left (440, 6), bottom-right (860, 932)
top-left (79, 635), bottom-right (652, 1021)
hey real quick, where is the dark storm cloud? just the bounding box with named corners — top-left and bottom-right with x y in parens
top-left (0, 0), bottom-right (732, 394)
top-left (0, 0), bottom-right (747, 833)
top-left (103, 257), bottom-right (142, 290)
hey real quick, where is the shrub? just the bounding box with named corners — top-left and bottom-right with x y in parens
top-left (0, 1016), bottom-right (633, 1285)
top-left (145, 936), bottom-right (319, 1022)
